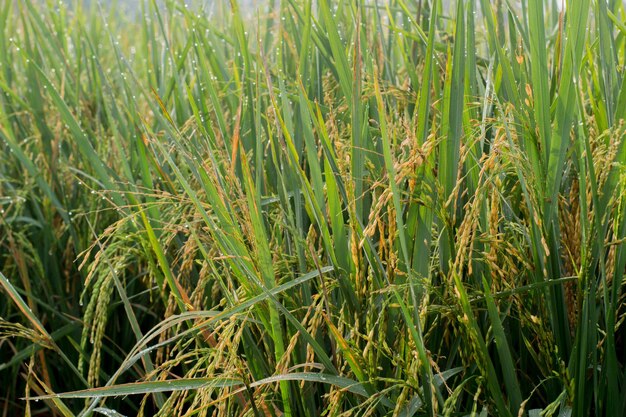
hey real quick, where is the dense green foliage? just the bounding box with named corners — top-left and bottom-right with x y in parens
top-left (1, 0), bottom-right (626, 416)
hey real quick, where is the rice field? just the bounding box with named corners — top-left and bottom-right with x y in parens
top-left (1, 0), bottom-right (625, 416)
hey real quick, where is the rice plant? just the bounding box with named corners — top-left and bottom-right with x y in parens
top-left (1, 0), bottom-right (625, 416)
